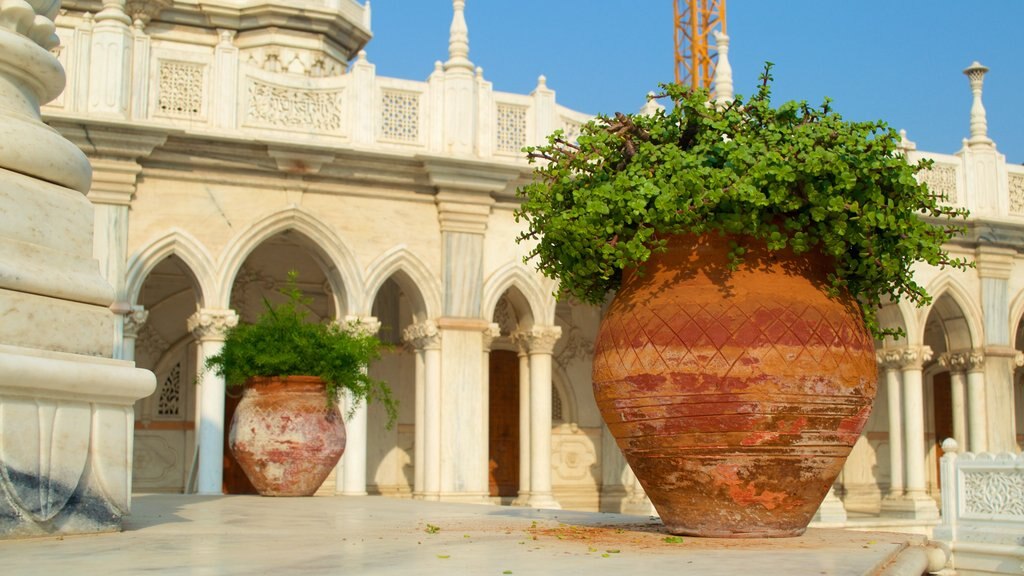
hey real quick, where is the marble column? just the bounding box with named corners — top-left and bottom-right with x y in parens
top-left (480, 323), bottom-right (500, 496)
top-left (512, 336), bottom-right (532, 505)
top-left (0, 0), bottom-right (155, 537)
top-left (939, 352), bottom-right (970, 451)
top-left (403, 321), bottom-right (441, 500)
top-left (339, 316), bottom-right (380, 496)
top-left (120, 306), bottom-right (148, 362)
top-left (877, 351), bottom-right (905, 500)
top-left (523, 326), bottom-right (562, 509)
top-left (965, 351), bottom-right (989, 453)
top-left (893, 346), bottom-right (939, 519)
top-left (187, 309), bottom-right (238, 495)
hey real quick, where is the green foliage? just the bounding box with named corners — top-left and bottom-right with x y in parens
top-left (205, 271), bottom-right (397, 427)
top-left (515, 64), bottom-right (971, 337)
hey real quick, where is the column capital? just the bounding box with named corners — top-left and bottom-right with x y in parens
top-left (121, 306), bottom-right (149, 339)
top-left (481, 322), bottom-right (501, 352)
top-left (340, 315), bottom-right (381, 338)
top-left (403, 320), bottom-right (441, 350)
top-left (878, 346), bottom-right (933, 370)
top-left (187, 309), bottom-right (238, 341)
top-left (514, 326), bottom-right (562, 355)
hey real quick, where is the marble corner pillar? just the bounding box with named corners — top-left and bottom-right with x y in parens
top-left (187, 309), bottom-right (237, 495)
top-left (421, 157), bottom-right (520, 504)
top-left (0, 0), bottom-right (155, 538)
top-left (522, 325), bottom-right (562, 510)
top-left (938, 352), bottom-right (969, 453)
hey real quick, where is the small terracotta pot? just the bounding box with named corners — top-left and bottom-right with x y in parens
top-left (592, 235), bottom-right (877, 537)
top-left (229, 376), bottom-right (346, 497)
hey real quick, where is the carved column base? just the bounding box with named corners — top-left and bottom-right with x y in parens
top-left (880, 494), bottom-right (940, 521)
top-left (0, 345), bottom-right (155, 538)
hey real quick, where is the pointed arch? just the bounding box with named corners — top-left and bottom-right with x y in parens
top-left (877, 298), bottom-right (918, 348)
top-left (216, 207), bottom-right (363, 314)
top-left (1006, 286), bottom-right (1024, 349)
top-left (482, 263), bottom-right (558, 327)
top-left (126, 229), bottom-right (217, 307)
top-left (920, 274), bottom-right (983, 352)
top-left (362, 245), bottom-right (441, 321)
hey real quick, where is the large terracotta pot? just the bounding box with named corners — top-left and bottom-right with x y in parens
top-left (229, 376), bottom-right (346, 496)
top-left (592, 235), bottom-right (877, 537)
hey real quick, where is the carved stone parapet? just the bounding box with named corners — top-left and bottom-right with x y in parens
top-left (481, 322), bottom-right (500, 353)
top-left (515, 326), bottom-right (562, 356)
top-left (402, 320), bottom-right (441, 350)
top-left (187, 309), bottom-right (238, 341)
top-left (121, 307), bottom-right (148, 339)
top-left (340, 315), bottom-right (381, 338)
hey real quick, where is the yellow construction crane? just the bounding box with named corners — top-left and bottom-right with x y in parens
top-left (674, 0), bottom-right (727, 91)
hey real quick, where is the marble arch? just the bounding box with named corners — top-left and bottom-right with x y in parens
top-left (362, 246), bottom-right (441, 321)
top-left (126, 229), bottom-right (217, 307)
top-left (920, 276), bottom-right (983, 351)
top-left (216, 207), bottom-right (363, 314)
top-left (482, 263), bottom-right (557, 328)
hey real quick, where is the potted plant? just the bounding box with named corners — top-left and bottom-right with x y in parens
top-left (206, 271), bottom-right (397, 496)
top-left (515, 66), bottom-right (969, 537)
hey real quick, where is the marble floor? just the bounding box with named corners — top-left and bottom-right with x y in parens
top-left (0, 494), bottom-right (931, 575)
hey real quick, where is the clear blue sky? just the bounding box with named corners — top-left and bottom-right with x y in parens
top-left (366, 1), bottom-right (1023, 163)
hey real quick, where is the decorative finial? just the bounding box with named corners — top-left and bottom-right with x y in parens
top-left (963, 61), bottom-right (993, 148)
top-left (712, 30), bottom-right (733, 106)
top-left (445, 0), bottom-right (472, 71)
top-left (897, 129), bottom-right (916, 155)
top-left (364, 0), bottom-right (371, 29)
top-left (357, 50), bottom-right (368, 63)
top-left (537, 75), bottom-right (547, 89)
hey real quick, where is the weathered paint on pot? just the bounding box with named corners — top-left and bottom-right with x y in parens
top-left (229, 376), bottom-right (346, 497)
top-left (592, 235), bottom-right (877, 537)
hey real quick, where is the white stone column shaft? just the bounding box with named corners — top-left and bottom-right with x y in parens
top-left (338, 316), bottom-right (381, 496)
top-left (514, 346), bottom-right (531, 505)
top-left (188, 309), bottom-right (238, 495)
top-left (423, 345), bottom-right (442, 498)
top-left (412, 348), bottom-right (425, 497)
top-left (902, 368), bottom-right (927, 497)
top-left (966, 356), bottom-right (988, 453)
top-left (950, 370), bottom-right (968, 450)
top-left (481, 323), bottom-right (499, 497)
top-left (524, 326), bottom-right (561, 509)
top-left (884, 363), bottom-right (905, 496)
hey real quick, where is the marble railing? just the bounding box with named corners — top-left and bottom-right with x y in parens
top-left (43, 14), bottom-right (591, 162)
top-left (933, 439), bottom-right (1024, 574)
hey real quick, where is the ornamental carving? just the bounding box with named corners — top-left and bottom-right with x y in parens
top-left (518, 326), bottom-right (562, 355)
top-left (246, 80), bottom-right (344, 132)
top-left (340, 315), bottom-right (381, 338)
top-left (493, 297), bottom-right (518, 336)
top-left (1010, 173), bottom-right (1024, 215)
top-left (135, 324), bottom-right (169, 359)
top-left (916, 162), bottom-right (959, 204)
top-left (380, 90), bottom-right (420, 143)
top-left (963, 470), bottom-right (1024, 517)
top-left (156, 361), bottom-right (181, 417)
top-left (157, 61), bottom-right (204, 118)
top-left (560, 117), bottom-right (582, 142)
top-left (556, 326), bottom-right (593, 368)
top-left (122, 308), bottom-right (149, 339)
top-left (481, 323), bottom-right (501, 352)
top-left (496, 103), bottom-right (527, 153)
top-left (403, 320), bottom-right (440, 350)
top-left (876, 346), bottom-right (932, 370)
top-left (187, 309), bottom-right (239, 341)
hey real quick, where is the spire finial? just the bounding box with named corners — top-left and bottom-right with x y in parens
top-left (963, 61), bottom-right (993, 148)
top-left (445, 0), bottom-right (472, 71)
top-left (712, 30), bottom-right (733, 106)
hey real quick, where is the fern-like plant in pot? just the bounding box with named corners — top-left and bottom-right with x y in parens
top-left (205, 272), bottom-right (396, 496)
top-left (515, 66), bottom-right (969, 537)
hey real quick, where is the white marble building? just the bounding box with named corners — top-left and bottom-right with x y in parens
top-left (37, 0), bottom-right (1024, 529)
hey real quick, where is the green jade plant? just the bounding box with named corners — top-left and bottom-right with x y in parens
top-left (205, 272), bottom-right (397, 426)
top-left (515, 64), bottom-right (971, 337)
